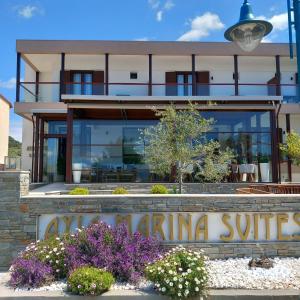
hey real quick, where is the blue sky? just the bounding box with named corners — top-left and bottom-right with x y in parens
top-left (0, 0), bottom-right (290, 141)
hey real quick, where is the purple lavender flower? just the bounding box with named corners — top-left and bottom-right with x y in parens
top-left (65, 222), bottom-right (162, 283)
top-left (9, 257), bottom-right (54, 288)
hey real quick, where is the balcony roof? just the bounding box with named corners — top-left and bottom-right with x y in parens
top-left (16, 40), bottom-right (296, 57)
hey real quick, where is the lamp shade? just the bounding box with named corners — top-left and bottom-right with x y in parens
top-left (224, 0), bottom-right (273, 52)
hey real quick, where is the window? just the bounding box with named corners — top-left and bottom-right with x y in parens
top-left (177, 73), bottom-right (193, 96)
top-left (130, 72), bottom-right (138, 80)
top-left (72, 72), bottom-right (93, 95)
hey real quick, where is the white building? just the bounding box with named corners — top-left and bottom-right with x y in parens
top-left (14, 40), bottom-right (300, 184)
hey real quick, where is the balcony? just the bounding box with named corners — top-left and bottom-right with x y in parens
top-left (18, 81), bottom-right (298, 103)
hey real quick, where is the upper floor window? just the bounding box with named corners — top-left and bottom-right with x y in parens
top-left (63, 71), bottom-right (104, 96)
top-left (72, 72), bottom-right (93, 95)
top-left (177, 73), bottom-right (193, 96)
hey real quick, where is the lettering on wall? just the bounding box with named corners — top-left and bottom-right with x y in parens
top-left (39, 212), bottom-right (300, 243)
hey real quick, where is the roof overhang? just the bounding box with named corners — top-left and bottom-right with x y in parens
top-left (16, 40), bottom-right (295, 57)
top-left (0, 94), bottom-right (12, 108)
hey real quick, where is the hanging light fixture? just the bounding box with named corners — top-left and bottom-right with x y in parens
top-left (224, 0), bottom-right (273, 52)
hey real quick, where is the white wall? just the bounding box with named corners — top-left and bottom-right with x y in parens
top-left (0, 100), bottom-right (10, 164)
top-left (21, 119), bottom-right (33, 172)
top-left (239, 56), bottom-right (276, 96)
top-left (109, 55), bottom-right (148, 96)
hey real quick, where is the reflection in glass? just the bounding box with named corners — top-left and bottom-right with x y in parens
top-left (43, 138), bottom-right (66, 183)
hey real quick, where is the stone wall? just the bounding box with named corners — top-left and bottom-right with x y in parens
top-left (1, 171), bottom-right (300, 270)
top-left (0, 172), bottom-right (31, 270)
top-left (65, 182), bottom-right (249, 194)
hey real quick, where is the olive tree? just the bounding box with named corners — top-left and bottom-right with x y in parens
top-left (143, 103), bottom-right (234, 193)
top-left (280, 131), bottom-right (300, 166)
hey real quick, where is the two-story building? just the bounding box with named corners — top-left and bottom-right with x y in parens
top-left (14, 40), bottom-right (300, 184)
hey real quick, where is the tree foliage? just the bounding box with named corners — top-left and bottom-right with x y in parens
top-left (8, 136), bottom-right (22, 157)
top-left (280, 132), bottom-right (300, 166)
top-left (144, 103), bottom-right (234, 192)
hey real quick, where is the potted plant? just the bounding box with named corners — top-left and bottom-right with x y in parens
top-left (259, 155), bottom-right (270, 182)
top-left (72, 162), bottom-right (82, 183)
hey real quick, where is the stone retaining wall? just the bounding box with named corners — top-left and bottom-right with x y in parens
top-left (1, 171), bottom-right (300, 270)
top-left (65, 182), bottom-right (249, 194)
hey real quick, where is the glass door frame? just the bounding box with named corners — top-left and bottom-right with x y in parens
top-left (43, 133), bottom-right (67, 183)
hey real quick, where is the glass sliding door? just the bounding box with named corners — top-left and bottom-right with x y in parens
top-left (43, 137), bottom-right (66, 183)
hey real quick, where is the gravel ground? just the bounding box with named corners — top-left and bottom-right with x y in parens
top-left (207, 257), bottom-right (300, 290)
top-left (10, 257), bottom-right (300, 292)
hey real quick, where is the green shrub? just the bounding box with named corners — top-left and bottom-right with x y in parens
top-left (145, 246), bottom-right (208, 299)
top-left (67, 266), bottom-right (115, 296)
top-left (151, 184), bottom-right (169, 194)
top-left (112, 187), bottom-right (129, 194)
top-left (22, 236), bottom-right (68, 279)
top-left (69, 188), bottom-right (89, 195)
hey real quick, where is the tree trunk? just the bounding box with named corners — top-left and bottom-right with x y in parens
top-left (178, 163), bottom-right (183, 194)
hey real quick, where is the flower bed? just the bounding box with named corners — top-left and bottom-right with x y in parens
top-left (9, 221), bottom-right (162, 295)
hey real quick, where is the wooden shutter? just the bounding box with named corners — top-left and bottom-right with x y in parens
top-left (60, 70), bottom-right (71, 94)
top-left (165, 72), bottom-right (177, 96)
top-left (267, 76), bottom-right (279, 96)
top-left (93, 71), bottom-right (104, 95)
top-left (196, 71), bottom-right (210, 96)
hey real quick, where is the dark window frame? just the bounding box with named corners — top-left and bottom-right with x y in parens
top-left (70, 70), bottom-right (94, 95)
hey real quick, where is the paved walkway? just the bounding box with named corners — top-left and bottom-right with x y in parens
top-left (29, 183), bottom-right (66, 195)
top-left (1, 273), bottom-right (300, 299)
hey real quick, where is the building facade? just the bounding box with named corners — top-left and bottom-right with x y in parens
top-left (0, 94), bottom-right (12, 168)
top-left (14, 40), bottom-right (300, 184)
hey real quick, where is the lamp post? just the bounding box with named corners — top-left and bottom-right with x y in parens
top-left (225, 0), bottom-right (300, 101)
top-left (224, 0), bottom-right (273, 52)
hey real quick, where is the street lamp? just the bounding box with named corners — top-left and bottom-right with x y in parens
top-left (224, 0), bottom-right (273, 52)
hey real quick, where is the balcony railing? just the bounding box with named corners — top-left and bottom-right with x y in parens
top-left (19, 81), bottom-right (299, 103)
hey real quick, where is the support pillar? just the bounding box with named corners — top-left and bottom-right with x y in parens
top-left (66, 108), bottom-right (74, 184)
top-left (148, 54), bottom-right (152, 96)
top-left (192, 54), bottom-right (196, 96)
top-left (271, 110), bottom-right (279, 183)
top-left (16, 52), bottom-right (21, 102)
top-left (59, 53), bottom-right (65, 102)
top-left (286, 114), bottom-right (292, 182)
top-left (234, 55), bottom-right (239, 96)
top-left (33, 115), bottom-right (40, 183)
top-left (105, 53), bottom-right (109, 95)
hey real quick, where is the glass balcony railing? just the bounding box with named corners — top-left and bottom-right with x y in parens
top-left (18, 81), bottom-right (299, 103)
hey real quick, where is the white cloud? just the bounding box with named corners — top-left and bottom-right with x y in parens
top-left (148, 0), bottom-right (174, 22)
top-left (0, 78), bottom-right (16, 89)
top-left (156, 10), bottom-right (163, 22)
top-left (257, 13), bottom-right (288, 31)
top-left (178, 12), bottom-right (225, 41)
top-left (148, 0), bottom-right (160, 9)
top-left (262, 37), bottom-right (272, 43)
top-left (164, 0), bottom-right (174, 10)
top-left (17, 5), bottom-right (43, 19)
top-left (269, 13), bottom-right (288, 31)
top-left (135, 37), bottom-right (150, 41)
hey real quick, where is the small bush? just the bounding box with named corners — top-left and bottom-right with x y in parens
top-left (68, 266), bottom-right (115, 296)
top-left (151, 184), bottom-right (169, 194)
top-left (22, 237), bottom-right (68, 279)
top-left (145, 246), bottom-right (208, 299)
top-left (9, 257), bottom-right (53, 288)
top-left (112, 187), bottom-right (129, 194)
top-left (69, 188), bottom-right (89, 195)
top-left (66, 221), bottom-right (162, 283)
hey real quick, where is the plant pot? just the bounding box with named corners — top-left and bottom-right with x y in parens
top-left (260, 162), bottom-right (270, 182)
top-left (72, 163), bottom-right (82, 184)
